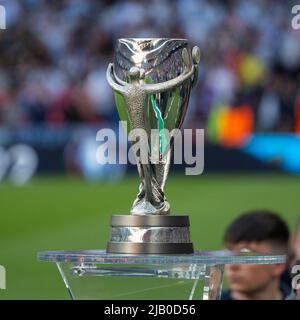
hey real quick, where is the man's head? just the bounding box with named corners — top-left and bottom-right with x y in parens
top-left (224, 210), bottom-right (290, 299)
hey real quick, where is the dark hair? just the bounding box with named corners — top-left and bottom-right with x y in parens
top-left (224, 210), bottom-right (290, 253)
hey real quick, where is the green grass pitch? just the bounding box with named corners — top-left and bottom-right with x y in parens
top-left (0, 173), bottom-right (299, 299)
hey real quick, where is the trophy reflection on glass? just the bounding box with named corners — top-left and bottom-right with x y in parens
top-left (106, 38), bottom-right (200, 254)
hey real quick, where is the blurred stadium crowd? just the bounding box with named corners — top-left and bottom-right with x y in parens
top-left (0, 0), bottom-right (299, 133)
top-left (0, 2), bottom-right (299, 299)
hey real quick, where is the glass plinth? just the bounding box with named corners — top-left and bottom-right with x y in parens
top-left (38, 250), bottom-right (285, 300)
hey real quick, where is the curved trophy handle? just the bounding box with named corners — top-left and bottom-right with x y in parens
top-left (106, 63), bottom-right (126, 94)
top-left (191, 46), bottom-right (201, 87)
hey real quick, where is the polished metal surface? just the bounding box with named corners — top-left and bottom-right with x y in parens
top-left (106, 38), bottom-right (200, 254)
top-left (110, 227), bottom-right (191, 243)
top-left (110, 214), bottom-right (190, 227)
top-left (107, 38), bottom-right (200, 216)
top-left (107, 214), bottom-right (193, 253)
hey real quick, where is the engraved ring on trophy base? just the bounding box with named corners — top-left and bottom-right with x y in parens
top-left (107, 215), bottom-right (194, 254)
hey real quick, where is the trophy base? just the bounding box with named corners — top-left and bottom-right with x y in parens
top-left (107, 215), bottom-right (194, 254)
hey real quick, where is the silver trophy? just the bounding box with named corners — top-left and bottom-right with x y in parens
top-left (106, 38), bottom-right (200, 254)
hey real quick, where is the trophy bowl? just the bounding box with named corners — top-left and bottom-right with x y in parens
top-left (106, 38), bottom-right (200, 254)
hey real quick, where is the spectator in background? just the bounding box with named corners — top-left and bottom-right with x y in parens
top-left (286, 217), bottom-right (300, 300)
top-left (221, 210), bottom-right (290, 300)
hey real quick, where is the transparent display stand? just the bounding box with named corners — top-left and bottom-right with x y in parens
top-left (38, 250), bottom-right (285, 300)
